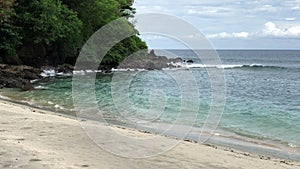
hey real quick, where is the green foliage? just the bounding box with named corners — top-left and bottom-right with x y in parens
top-left (103, 35), bottom-right (147, 65)
top-left (0, 0), bottom-right (15, 23)
top-left (0, 0), bottom-right (147, 67)
top-left (118, 0), bottom-right (136, 17)
top-left (62, 0), bottom-right (147, 66)
top-left (16, 0), bottom-right (82, 45)
top-left (0, 0), bottom-right (21, 58)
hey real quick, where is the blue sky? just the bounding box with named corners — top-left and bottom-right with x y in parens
top-left (133, 0), bottom-right (300, 49)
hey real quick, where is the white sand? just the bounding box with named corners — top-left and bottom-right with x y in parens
top-left (0, 100), bottom-right (299, 169)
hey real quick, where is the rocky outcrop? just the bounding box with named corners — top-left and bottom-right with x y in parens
top-left (118, 50), bottom-right (183, 70)
top-left (0, 50), bottom-right (184, 91)
top-left (56, 64), bottom-right (74, 74)
top-left (0, 64), bottom-right (42, 91)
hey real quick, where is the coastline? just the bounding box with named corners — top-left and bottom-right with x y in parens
top-left (1, 89), bottom-right (300, 162)
top-left (1, 99), bottom-right (300, 168)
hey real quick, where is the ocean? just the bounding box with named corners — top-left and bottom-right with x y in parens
top-left (1, 50), bottom-right (300, 160)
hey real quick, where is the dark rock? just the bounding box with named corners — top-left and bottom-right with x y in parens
top-left (169, 57), bottom-right (183, 63)
top-left (117, 50), bottom-right (183, 70)
top-left (0, 64), bottom-right (41, 91)
top-left (57, 64), bottom-right (74, 73)
top-left (149, 49), bottom-right (157, 57)
top-left (22, 82), bottom-right (34, 91)
top-left (0, 64), bottom-right (6, 69)
top-left (145, 62), bottom-right (156, 70)
top-left (23, 70), bottom-right (40, 79)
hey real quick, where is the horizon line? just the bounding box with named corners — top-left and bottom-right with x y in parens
top-left (149, 48), bottom-right (300, 50)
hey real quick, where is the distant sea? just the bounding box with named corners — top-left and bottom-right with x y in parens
top-left (1, 50), bottom-right (300, 160)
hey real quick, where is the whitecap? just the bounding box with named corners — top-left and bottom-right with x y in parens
top-left (56, 72), bottom-right (73, 77)
top-left (30, 79), bottom-right (39, 83)
top-left (0, 95), bottom-right (10, 100)
top-left (47, 101), bottom-right (54, 105)
top-left (54, 104), bottom-right (65, 110)
top-left (288, 143), bottom-right (299, 148)
top-left (34, 85), bottom-right (49, 90)
top-left (73, 70), bottom-right (85, 75)
top-left (40, 69), bottom-right (56, 77)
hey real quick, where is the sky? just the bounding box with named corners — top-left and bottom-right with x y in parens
top-left (133, 0), bottom-right (300, 49)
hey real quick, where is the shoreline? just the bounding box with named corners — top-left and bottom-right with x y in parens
top-left (1, 99), bottom-right (300, 168)
top-left (1, 94), bottom-right (300, 162)
top-left (1, 92), bottom-right (300, 162)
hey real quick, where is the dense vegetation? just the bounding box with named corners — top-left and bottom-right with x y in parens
top-left (0, 0), bottom-right (147, 68)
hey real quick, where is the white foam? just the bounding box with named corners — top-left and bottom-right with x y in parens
top-left (288, 143), bottom-right (299, 148)
top-left (214, 133), bottom-right (221, 136)
top-left (174, 63), bottom-right (248, 69)
top-left (73, 70), bottom-right (103, 75)
top-left (41, 69), bottom-right (74, 77)
top-left (112, 68), bottom-right (145, 72)
top-left (34, 85), bottom-right (49, 90)
top-left (0, 95), bottom-right (10, 100)
top-left (56, 72), bottom-right (72, 77)
top-left (30, 79), bottom-right (39, 83)
top-left (47, 101), bottom-right (54, 105)
top-left (40, 69), bottom-right (56, 77)
top-left (73, 70), bottom-right (85, 75)
top-left (85, 70), bottom-right (94, 73)
top-left (54, 104), bottom-right (65, 110)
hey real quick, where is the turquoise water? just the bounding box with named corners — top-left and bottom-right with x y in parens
top-left (1, 50), bottom-right (300, 154)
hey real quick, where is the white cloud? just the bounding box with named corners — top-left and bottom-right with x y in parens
top-left (285, 17), bottom-right (296, 21)
top-left (261, 22), bottom-right (300, 38)
top-left (207, 22), bottom-right (300, 39)
top-left (187, 9), bottom-right (218, 15)
top-left (186, 6), bottom-right (232, 16)
top-left (291, 5), bottom-right (300, 10)
top-left (255, 4), bottom-right (278, 12)
top-left (133, 0), bottom-right (300, 49)
top-left (207, 32), bottom-right (250, 39)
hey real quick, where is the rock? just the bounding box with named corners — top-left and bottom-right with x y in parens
top-left (145, 62), bottom-right (157, 70)
top-left (149, 49), bottom-right (157, 57)
top-left (21, 81), bottom-right (34, 91)
top-left (23, 70), bottom-right (40, 79)
top-left (57, 64), bottom-right (74, 73)
top-left (117, 50), bottom-right (184, 70)
top-left (0, 64), bottom-right (42, 91)
top-left (0, 64), bottom-right (7, 69)
top-left (169, 57), bottom-right (183, 63)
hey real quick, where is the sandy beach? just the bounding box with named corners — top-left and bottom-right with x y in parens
top-left (0, 100), bottom-right (299, 169)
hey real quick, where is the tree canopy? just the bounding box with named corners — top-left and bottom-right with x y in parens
top-left (0, 0), bottom-right (147, 67)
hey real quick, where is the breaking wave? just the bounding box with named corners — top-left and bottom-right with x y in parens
top-left (179, 63), bottom-right (288, 69)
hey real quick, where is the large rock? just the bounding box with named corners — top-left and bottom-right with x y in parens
top-left (56, 64), bottom-right (74, 74)
top-left (118, 50), bottom-right (183, 70)
top-left (0, 64), bottom-right (42, 91)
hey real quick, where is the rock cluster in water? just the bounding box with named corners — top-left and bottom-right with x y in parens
top-left (0, 64), bottom-right (75, 91)
top-left (0, 51), bottom-right (184, 91)
top-left (0, 64), bottom-right (41, 91)
top-left (118, 50), bottom-right (183, 70)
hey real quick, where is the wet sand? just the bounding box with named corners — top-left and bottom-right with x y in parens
top-left (0, 100), bottom-right (299, 169)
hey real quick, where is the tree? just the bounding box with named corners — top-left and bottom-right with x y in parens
top-left (15, 0), bottom-right (83, 66)
top-left (1, 0), bottom-right (147, 67)
top-left (62, 0), bottom-right (147, 67)
top-left (0, 0), bottom-right (22, 64)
